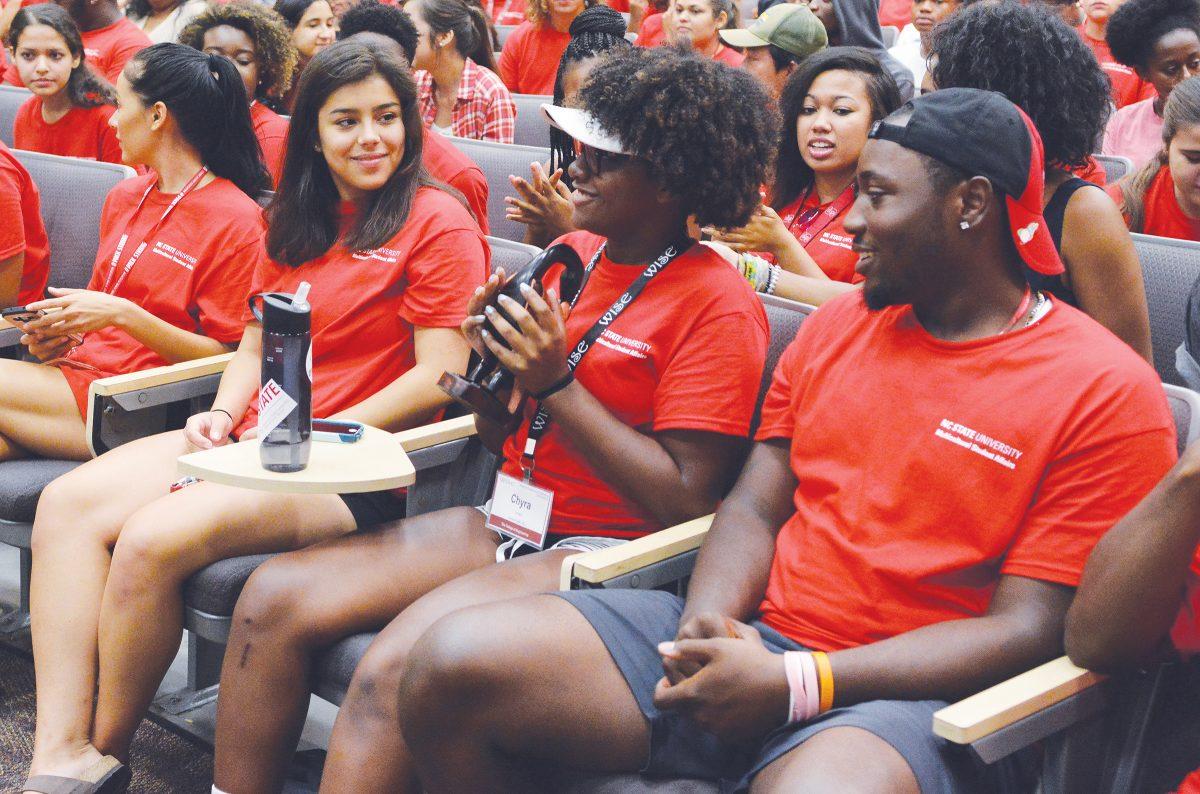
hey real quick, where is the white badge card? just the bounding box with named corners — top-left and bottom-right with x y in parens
top-left (486, 472), bottom-right (554, 549)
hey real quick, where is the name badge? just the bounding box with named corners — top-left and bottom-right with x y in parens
top-left (486, 472), bottom-right (553, 550)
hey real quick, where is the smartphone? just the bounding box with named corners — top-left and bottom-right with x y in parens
top-left (1, 306), bottom-right (44, 324)
top-left (312, 418), bottom-right (365, 443)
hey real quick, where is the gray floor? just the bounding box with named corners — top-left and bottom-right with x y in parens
top-left (0, 542), bottom-right (340, 753)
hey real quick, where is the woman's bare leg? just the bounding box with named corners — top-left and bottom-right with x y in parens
top-left (0, 360), bottom-right (88, 461)
top-left (90, 479), bottom-right (361, 759)
top-left (319, 548), bottom-right (578, 794)
top-left (27, 431), bottom-right (191, 779)
top-left (213, 508), bottom-right (501, 794)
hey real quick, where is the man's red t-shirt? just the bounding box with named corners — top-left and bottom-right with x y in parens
top-left (56, 174), bottom-right (264, 417)
top-left (422, 128), bottom-right (490, 234)
top-left (4, 18), bottom-right (150, 86)
top-left (1077, 26), bottom-right (1156, 109)
top-left (14, 97), bottom-right (122, 164)
top-left (773, 191), bottom-right (862, 283)
top-left (0, 141), bottom-right (50, 306)
top-left (498, 22), bottom-right (569, 96)
top-left (234, 186), bottom-right (488, 436)
top-left (1108, 165), bottom-right (1200, 242)
top-left (499, 231), bottom-right (769, 539)
top-left (755, 292), bottom-right (1176, 651)
top-left (250, 101), bottom-right (288, 187)
top-left (635, 12), bottom-right (666, 47)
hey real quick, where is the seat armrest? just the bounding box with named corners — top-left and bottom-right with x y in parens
top-left (559, 514), bottom-right (714, 590)
top-left (394, 414), bottom-right (477, 453)
top-left (86, 353), bottom-right (235, 457)
top-left (0, 317), bottom-right (19, 350)
top-left (933, 656), bottom-right (1108, 745)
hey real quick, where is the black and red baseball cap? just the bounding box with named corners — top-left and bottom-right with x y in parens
top-left (867, 87), bottom-right (1063, 276)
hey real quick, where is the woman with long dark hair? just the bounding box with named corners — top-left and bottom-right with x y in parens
top-left (22, 40), bottom-right (486, 792)
top-left (3, 0), bottom-right (150, 85)
top-left (8, 4), bottom-right (122, 163)
top-left (273, 0), bottom-right (337, 111)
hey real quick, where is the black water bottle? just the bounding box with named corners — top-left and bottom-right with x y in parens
top-left (249, 284), bottom-right (312, 472)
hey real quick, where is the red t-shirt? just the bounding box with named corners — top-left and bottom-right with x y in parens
top-left (250, 101), bottom-right (288, 187)
top-left (755, 292), bottom-right (1176, 651)
top-left (0, 141), bottom-right (50, 306)
top-left (773, 191), bottom-right (862, 283)
top-left (422, 128), bottom-right (490, 234)
top-left (877, 0), bottom-right (911, 28)
top-left (4, 18), bottom-right (150, 86)
top-left (499, 231), bottom-right (769, 539)
top-left (1107, 165), bottom-right (1200, 242)
top-left (234, 186), bottom-right (488, 436)
top-left (490, 0), bottom-right (527, 25)
top-left (711, 43), bottom-right (744, 67)
top-left (635, 12), bottom-right (666, 47)
top-left (1077, 26), bottom-right (1156, 110)
top-left (14, 96), bottom-right (122, 164)
top-left (1071, 155), bottom-right (1107, 187)
top-left (498, 22), bottom-right (569, 96)
top-left (56, 174), bottom-right (264, 418)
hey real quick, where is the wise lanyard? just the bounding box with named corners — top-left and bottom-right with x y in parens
top-left (101, 167), bottom-right (209, 295)
top-left (518, 239), bottom-right (691, 481)
top-left (785, 184), bottom-right (856, 248)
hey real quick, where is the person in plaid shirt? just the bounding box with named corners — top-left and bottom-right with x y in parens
top-left (411, 0), bottom-right (517, 142)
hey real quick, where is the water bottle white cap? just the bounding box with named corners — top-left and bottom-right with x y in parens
top-left (292, 281), bottom-right (311, 312)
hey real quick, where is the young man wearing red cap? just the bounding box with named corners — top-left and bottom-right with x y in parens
top-left (395, 88), bottom-right (1176, 792)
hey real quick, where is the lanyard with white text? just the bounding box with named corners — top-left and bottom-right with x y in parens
top-left (101, 167), bottom-right (209, 295)
top-left (786, 184), bottom-right (856, 248)
top-left (518, 239), bottom-right (691, 480)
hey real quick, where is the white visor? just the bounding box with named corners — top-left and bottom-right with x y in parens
top-left (540, 104), bottom-right (628, 155)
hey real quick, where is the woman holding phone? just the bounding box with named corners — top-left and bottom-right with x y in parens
top-left (22, 40), bottom-right (486, 792)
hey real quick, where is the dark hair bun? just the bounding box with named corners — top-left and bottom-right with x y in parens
top-left (1108, 0), bottom-right (1200, 68)
top-left (569, 5), bottom-right (626, 38)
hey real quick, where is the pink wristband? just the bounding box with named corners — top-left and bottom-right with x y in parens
top-left (799, 651), bottom-right (819, 721)
top-left (782, 651), bottom-right (806, 724)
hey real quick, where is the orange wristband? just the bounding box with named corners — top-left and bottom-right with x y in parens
top-left (812, 651), bottom-right (834, 713)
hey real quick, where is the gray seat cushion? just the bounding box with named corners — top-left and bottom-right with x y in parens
top-left (561, 776), bottom-right (720, 793)
top-left (314, 632), bottom-right (377, 704)
top-left (0, 459), bottom-right (81, 525)
top-left (184, 554), bottom-right (275, 617)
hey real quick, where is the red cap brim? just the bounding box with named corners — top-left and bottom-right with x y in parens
top-left (1006, 195), bottom-right (1064, 276)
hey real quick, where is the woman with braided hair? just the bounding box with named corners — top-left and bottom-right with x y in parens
top-left (1102, 0), bottom-right (1200, 168)
top-left (506, 4), bottom-right (630, 247)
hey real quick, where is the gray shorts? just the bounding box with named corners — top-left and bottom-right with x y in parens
top-left (554, 588), bottom-right (1020, 794)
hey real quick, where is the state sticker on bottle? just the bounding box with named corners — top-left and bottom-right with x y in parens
top-left (486, 472), bottom-right (554, 549)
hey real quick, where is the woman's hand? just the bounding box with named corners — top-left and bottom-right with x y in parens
top-left (478, 282), bottom-right (571, 395)
top-left (461, 268), bottom-right (507, 356)
top-left (505, 163), bottom-right (574, 239)
top-left (19, 329), bottom-right (78, 361)
top-left (23, 288), bottom-right (136, 337)
top-left (705, 205), bottom-right (793, 256)
top-left (184, 410), bottom-right (235, 451)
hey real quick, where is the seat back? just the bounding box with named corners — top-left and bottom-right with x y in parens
top-left (13, 150), bottom-right (135, 292)
top-left (1165, 383), bottom-right (1200, 455)
top-left (497, 24), bottom-right (518, 48)
top-left (1134, 233), bottom-right (1200, 385)
top-left (881, 25), bottom-right (899, 47)
top-left (511, 93), bottom-right (552, 148)
top-left (487, 235), bottom-right (540, 273)
top-left (447, 136), bottom-right (550, 243)
top-left (754, 294), bottom-right (815, 431)
top-left (0, 85), bottom-right (30, 147)
top-left (1095, 154), bottom-right (1134, 184)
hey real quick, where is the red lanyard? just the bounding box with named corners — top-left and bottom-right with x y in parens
top-left (785, 184), bottom-right (856, 248)
top-left (102, 167), bottom-right (208, 295)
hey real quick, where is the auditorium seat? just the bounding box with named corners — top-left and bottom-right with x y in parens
top-left (1134, 233), bottom-right (1200, 386)
top-left (1095, 154), bottom-right (1135, 184)
top-left (881, 25), bottom-right (899, 47)
top-left (0, 85), bottom-right (30, 147)
top-left (511, 93), bottom-right (553, 148)
top-left (497, 24), bottom-right (518, 48)
top-left (446, 136), bottom-right (551, 243)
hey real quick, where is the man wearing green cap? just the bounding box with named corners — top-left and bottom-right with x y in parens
top-left (719, 3), bottom-right (828, 101)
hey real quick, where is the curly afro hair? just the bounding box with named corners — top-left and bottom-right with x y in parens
top-left (337, 0), bottom-right (419, 64)
top-left (930, 2), bottom-right (1110, 170)
top-left (178, 1), bottom-right (298, 102)
top-left (1108, 0), bottom-right (1200, 69)
top-left (577, 47), bottom-right (777, 229)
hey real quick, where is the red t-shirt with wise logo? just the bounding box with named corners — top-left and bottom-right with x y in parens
top-left (1077, 26), bottom-right (1156, 109)
top-left (234, 186), bottom-right (488, 437)
top-left (755, 292), bottom-right (1176, 652)
top-left (773, 190), bottom-right (862, 283)
top-left (1107, 165), bottom-right (1200, 242)
top-left (56, 174), bottom-right (264, 418)
top-left (498, 231), bottom-right (769, 539)
top-left (14, 97), bottom-right (122, 164)
top-left (0, 140), bottom-right (50, 306)
top-left (4, 18), bottom-right (150, 86)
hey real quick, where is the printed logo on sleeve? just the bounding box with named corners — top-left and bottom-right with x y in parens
top-left (351, 246), bottom-right (402, 264)
top-left (933, 419), bottom-right (1024, 470)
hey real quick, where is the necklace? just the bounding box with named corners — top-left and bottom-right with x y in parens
top-left (1013, 291), bottom-right (1046, 333)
